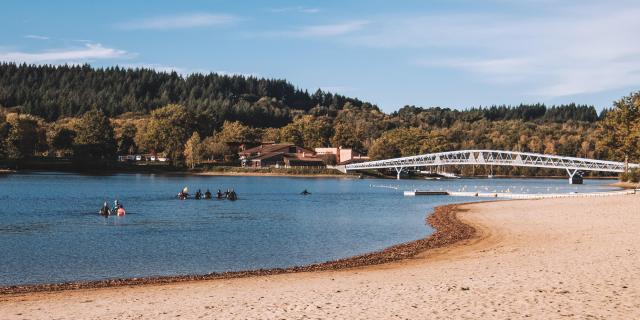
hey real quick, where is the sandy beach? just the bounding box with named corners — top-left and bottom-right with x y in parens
top-left (2, 195), bottom-right (639, 319)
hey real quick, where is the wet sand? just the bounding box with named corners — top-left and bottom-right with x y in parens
top-left (610, 181), bottom-right (640, 189)
top-left (2, 195), bottom-right (639, 319)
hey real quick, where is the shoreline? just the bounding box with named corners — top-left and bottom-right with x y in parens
top-left (0, 203), bottom-right (477, 295)
top-left (0, 168), bottom-right (356, 179)
top-left (3, 195), bottom-right (639, 318)
top-left (192, 171), bottom-right (357, 178)
top-left (609, 181), bottom-right (640, 189)
top-left (1, 168), bottom-right (622, 181)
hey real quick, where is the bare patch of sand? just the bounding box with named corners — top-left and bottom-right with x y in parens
top-left (2, 196), bottom-right (639, 319)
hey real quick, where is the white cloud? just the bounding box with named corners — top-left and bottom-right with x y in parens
top-left (0, 43), bottom-right (132, 64)
top-left (116, 13), bottom-right (238, 30)
top-left (344, 2), bottom-right (640, 98)
top-left (269, 7), bottom-right (320, 14)
top-left (24, 35), bottom-right (50, 40)
top-left (264, 20), bottom-right (369, 38)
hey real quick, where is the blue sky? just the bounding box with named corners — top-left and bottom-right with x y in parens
top-left (1, 0), bottom-right (639, 112)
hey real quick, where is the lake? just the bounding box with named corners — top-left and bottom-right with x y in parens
top-left (0, 172), bottom-right (618, 286)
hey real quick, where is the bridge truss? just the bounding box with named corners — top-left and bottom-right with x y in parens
top-left (344, 150), bottom-right (639, 183)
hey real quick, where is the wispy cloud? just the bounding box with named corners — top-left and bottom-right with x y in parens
top-left (269, 7), bottom-right (321, 14)
top-left (263, 20), bottom-right (369, 38)
top-left (0, 43), bottom-right (132, 64)
top-left (116, 13), bottom-right (238, 30)
top-left (345, 3), bottom-right (640, 98)
top-left (24, 34), bottom-right (50, 40)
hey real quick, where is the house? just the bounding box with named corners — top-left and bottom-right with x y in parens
top-left (238, 143), bottom-right (325, 168)
top-left (117, 154), bottom-right (169, 162)
top-left (314, 147), bottom-right (370, 165)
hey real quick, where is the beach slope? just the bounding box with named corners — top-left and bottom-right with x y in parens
top-left (2, 196), bottom-right (639, 319)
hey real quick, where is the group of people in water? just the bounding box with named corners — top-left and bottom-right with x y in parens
top-left (177, 187), bottom-right (238, 201)
top-left (100, 187), bottom-right (310, 215)
top-left (99, 200), bottom-right (126, 216)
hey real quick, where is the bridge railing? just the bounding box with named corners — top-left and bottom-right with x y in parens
top-left (345, 150), bottom-right (638, 173)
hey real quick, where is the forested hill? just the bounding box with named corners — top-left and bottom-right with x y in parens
top-left (0, 63), bottom-right (602, 126)
top-left (0, 63), bottom-right (371, 125)
top-left (2, 63), bottom-right (637, 172)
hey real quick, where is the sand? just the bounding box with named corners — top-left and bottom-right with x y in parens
top-left (2, 195), bottom-right (639, 319)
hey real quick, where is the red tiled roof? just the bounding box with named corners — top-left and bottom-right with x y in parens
top-left (239, 143), bottom-right (294, 156)
top-left (251, 151), bottom-right (286, 161)
top-left (284, 156), bottom-right (324, 162)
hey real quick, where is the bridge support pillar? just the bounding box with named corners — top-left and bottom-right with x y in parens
top-left (394, 167), bottom-right (403, 180)
top-left (566, 169), bottom-right (583, 184)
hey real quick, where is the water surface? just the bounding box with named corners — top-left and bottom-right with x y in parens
top-left (0, 172), bottom-right (617, 286)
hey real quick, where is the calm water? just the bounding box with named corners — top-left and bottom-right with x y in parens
top-left (0, 172), bottom-right (617, 286)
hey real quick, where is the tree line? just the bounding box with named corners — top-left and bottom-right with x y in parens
top-left (0, 64), bottom-right (638, 177)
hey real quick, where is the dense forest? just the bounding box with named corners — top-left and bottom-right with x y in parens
top-left (0, 63), bottom-right (638, 179)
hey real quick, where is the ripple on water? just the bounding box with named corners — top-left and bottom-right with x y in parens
top-left (0, 173), bottom-right (619, 286)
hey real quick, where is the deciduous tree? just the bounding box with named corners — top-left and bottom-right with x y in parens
top-left (184, 132), bottom-right (203, 169)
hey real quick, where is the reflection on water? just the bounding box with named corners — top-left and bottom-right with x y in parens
top-left (0, 171), bottom-right (618, 286)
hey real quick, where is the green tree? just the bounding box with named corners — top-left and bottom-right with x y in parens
top-left (184, 132), bottom-right (203, 169)
top-left (0, 115), bottom-right (8, 159)
top-left (280, 115), bottom-right (333, 148)
top-left (4, 113), bottom-right (45, 160)
top-left (47, 125), bottom-right (76, 157)
top-left (216, 120), bottom-right (261, 145)
top-left (420, 133), bottom-right (452, 153)
top-left (261, 127), bottom-right (281, 143)
top-left (116, 123), bottom-right (137, 155)
top-left (202, 136), bottom-right (231, 161)
top-left (141, 104), bottom-right (195, 165)
top-left (368, 138), bottom-right (401, 160)
top-left (74, 109), bottom-right (116, 160)
top-left (597, 91), bottom-right (640, 165)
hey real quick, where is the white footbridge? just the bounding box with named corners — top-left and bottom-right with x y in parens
top-left (343, 150), bottom-right (639, 184)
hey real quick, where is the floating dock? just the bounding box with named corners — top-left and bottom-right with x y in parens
top-left (404, 189), bottom-right (637, 199)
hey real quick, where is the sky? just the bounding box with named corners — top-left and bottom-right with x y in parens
top-left (1, 0), bottom-right (639, 112)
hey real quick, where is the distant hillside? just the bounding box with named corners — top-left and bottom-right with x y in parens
top-left (0, 63), bottom-right (603, 128)
top-left (0, 63), bottom-right (371, 125)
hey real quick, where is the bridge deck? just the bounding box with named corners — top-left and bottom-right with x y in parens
top-left (345, 150), bottom-right (639, 173)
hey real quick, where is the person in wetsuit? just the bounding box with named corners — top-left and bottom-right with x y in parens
top-left (204, 189), bottom-right (212, 199)
top-left (227, 189), bottom-right (238, 201)
top-left (100, 202), bottom-right (111, 216)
